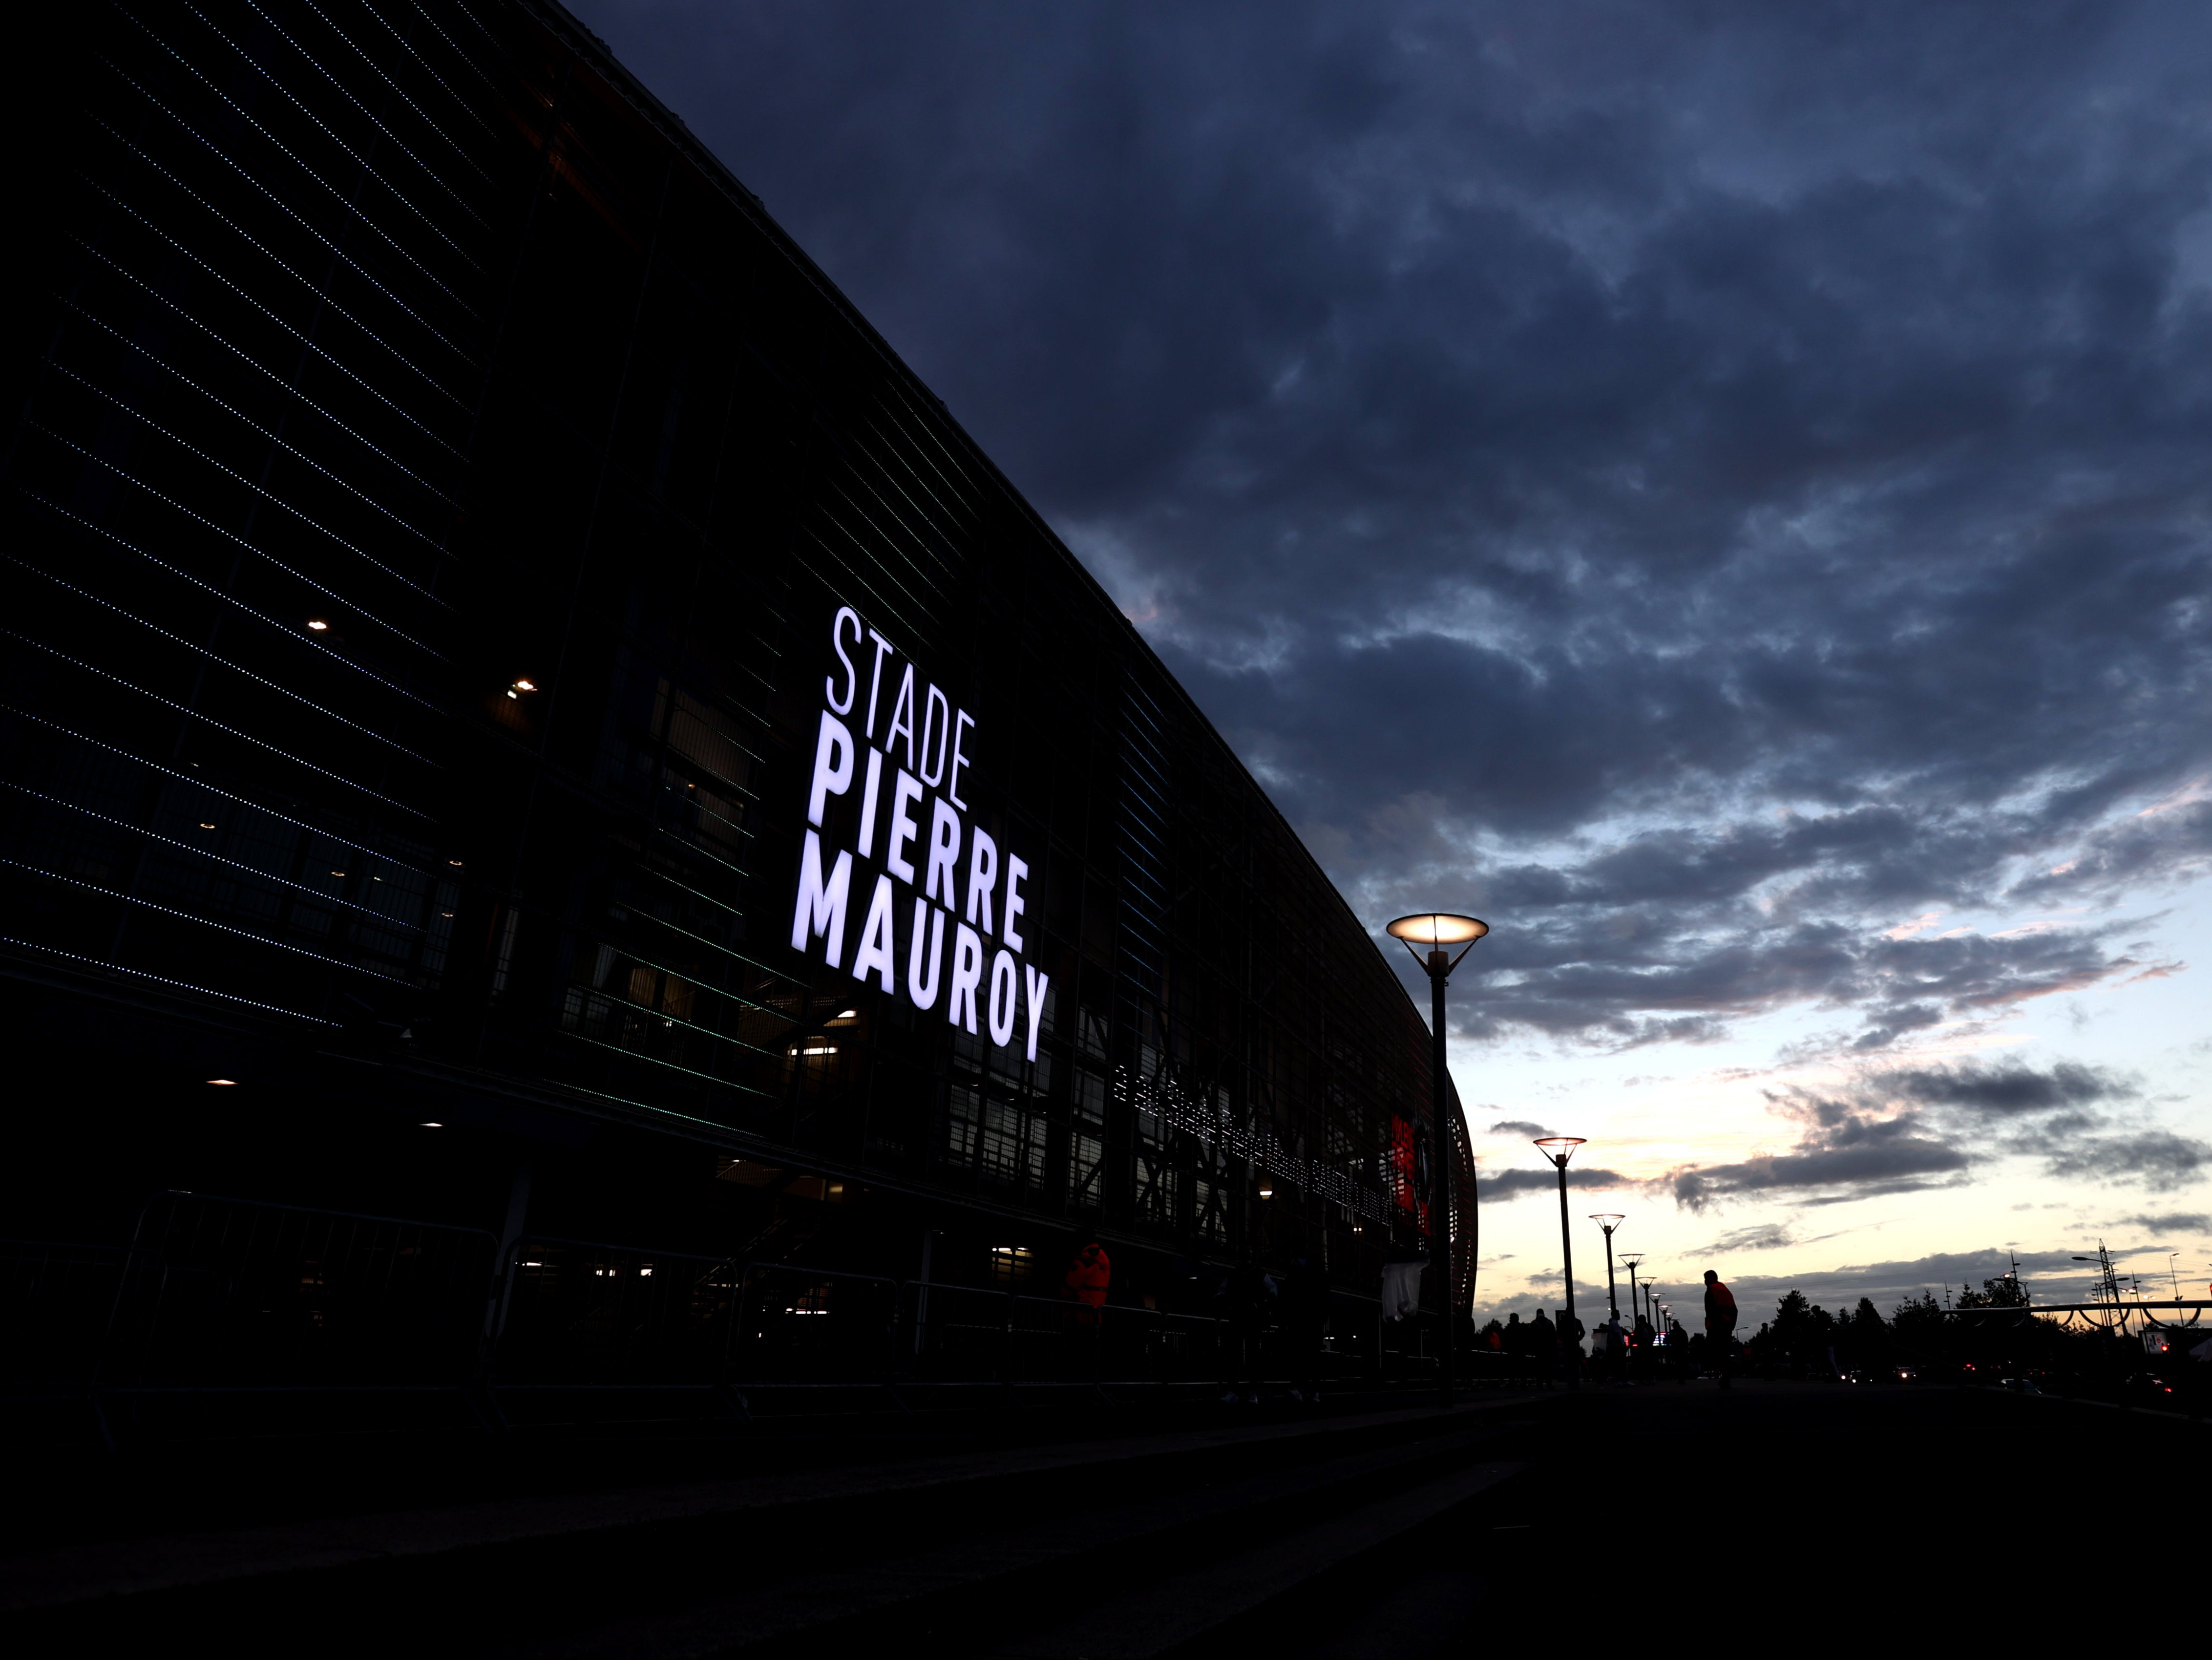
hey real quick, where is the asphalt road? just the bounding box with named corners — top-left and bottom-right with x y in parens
top-left (1233, 1381), bottom-right (2208, 1656)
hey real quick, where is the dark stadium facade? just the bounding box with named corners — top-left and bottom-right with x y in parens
top-left (1, 0), bottom-right (1475, 1406)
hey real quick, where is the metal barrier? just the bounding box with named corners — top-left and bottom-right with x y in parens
top-left (729, 1263), bottom-right (902, 1384)
top-left (893, 1278), bottom-right (1016, 1383)
top-left (2, 1197), bottom-right (1538, 1440)
top-left (102, 1192), bottom-right (498, 1388)
top-left (491, 1236), bottom-right (745, 1386)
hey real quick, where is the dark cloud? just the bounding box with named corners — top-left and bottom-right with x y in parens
top-left (1692, 1222), bottom-right (1798, 1254)
top-left (2119, 1211), bottom-right (2211, 1235)
top-left (2044, 1129), bottom-right (2212, 1193)
top-left (1876, 1060), bottom-right (2137, 1117)
top-left (1671, 1125), bottom-right (1971, 1212)
top-left (1478, 1165), bottom-right (1635, 1199)
top-left (1486, 1119), bottom-right (1551, 1138)
top-left (1664, 1057), bottom-right (2194, 1209)
top-left (574, 0), bottom-right (2212, 1051)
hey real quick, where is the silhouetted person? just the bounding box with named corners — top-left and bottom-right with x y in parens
top-left (1558, 1309), bottom-right (1586, 1383)
top-left (1528, 1307), bottom-right (1558, 1387)
top-left (1064, 1241), bottom-right (1110, 1325)
top-left (1704, 1269), bottom-right (1738, 1388)
top-left (1502, 1311), bottom-right (1527, 1380)
top-left (1668, 1318), bottom-right (1691, 1382)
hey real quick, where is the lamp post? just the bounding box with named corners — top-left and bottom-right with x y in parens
top-left (1385, 912), bottom-right (1489, 1410)
top-left (1620, 1252), bottom-right (1644, 1331)
top-left (1534, 1137), bottom-right (1586, 1389)
top-left (1590, 1214), bottom-right (1625, 1320)
top-left (2169, 1253), bottom-right (2182, 1301)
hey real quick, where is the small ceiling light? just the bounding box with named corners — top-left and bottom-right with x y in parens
top-left (1259, 1179), bottom-right (1275, 1199)
top-left (512, 678), bottom-right (537, 692)
top-left (332, 869), bottom-right (346, 877)
top-left (199, 821), bottom-right (215, 829)
top-left (419, 1121), bottom-right (442, 1128)
top-left (448, 859), bottom-right (463, 867)
top-left (207, 1078), bottom-right (237, 1086)
top-left (505, 689), bottom-right (519, 700)
top-left (306, 618), bottom-right (330, 631)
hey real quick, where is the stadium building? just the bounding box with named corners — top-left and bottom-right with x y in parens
top-left (1, 0), bottom-right (1474, 1416)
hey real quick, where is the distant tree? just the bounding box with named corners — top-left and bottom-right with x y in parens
top-left (1955, 1275), bottom-right (2030, 1310)
top-left (1759, 1290), bottom-right (1841, 1376)
top-left (1891, 1290), bottom-right (1948, 1353)
top-left (1833, 1296), bottom-right (1889, 1368)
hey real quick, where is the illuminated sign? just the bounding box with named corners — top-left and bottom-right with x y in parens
top-left (789, 606), bottom-right (1050, 1060)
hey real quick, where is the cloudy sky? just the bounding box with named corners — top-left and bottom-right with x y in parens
top-left (570, 0), bottom-right (2212, 1324)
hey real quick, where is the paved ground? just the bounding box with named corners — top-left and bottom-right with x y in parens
top-left (5, 1381), bottom-right (2201, 1655)
top-left (1254, 1380), bottom-right (2210, 1656)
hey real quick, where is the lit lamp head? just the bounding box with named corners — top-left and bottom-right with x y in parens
top-left (1533, 1135), bottom-right (1586, 1168)
top-left (1386, 913), bottom-right (1490, 978)
top-left (1590, 1212), bottom-right (1625, 1236)
top-left (1618, 1252), bottom-right (1644, 1269)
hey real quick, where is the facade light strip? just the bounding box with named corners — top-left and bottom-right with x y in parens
top-left (18, 485), bottom-right (447, 707)
top-left (1, 781), bottom-right (428, 932)
top-left (44, 363), bottom-right (455, 614)
top-left (84, 183), bottom-right (471, 447)
top-left (101, 65), bottom-right (483, 346)
top-left (1, 629), bottom-right (432, 820)
top-left (105, 21), bottom-right (480, 303)
top-left (240, 0), bottom-right (500, 197)
top-left (1, 857), bottom-right (416, 985)
top-left (0, 936), bottom-right (337, 1024)
top-left (147, 4), bottom-right (490, 264)
top-left (70, 245), bottom-right (465, 509)
top-left (59, 304), bottom-right (461, 556)
top-left (0, 702), bottom-right (431, 873)
top-left (344, 0), bottom-right (505, 140)
top-left (94, 128), bottom-right (475, 406)
top-left (8, 551), bottom-right (442, 765)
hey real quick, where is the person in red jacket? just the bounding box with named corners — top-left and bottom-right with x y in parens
top-left (1064, 1241), bottom-right (1110, 1326)
top-left (1704, 1269), bottom-right (1738, 1389)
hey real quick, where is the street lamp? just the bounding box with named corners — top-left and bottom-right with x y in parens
top-left (1386, 912), bottom-right (1490, 1409)
top-left (1590, 1214), bottom-right (1625, 1321)
top-left (1534, 1136), bottom-right (1586, 1389)
top-left (2171, 1253), bottom-right (2183, 1301)
top-left (1619, 1251), bottom-right (1644, 1334)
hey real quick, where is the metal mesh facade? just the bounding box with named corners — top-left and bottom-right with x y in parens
top-left (1, 0), bottom-right (1472, 1300)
